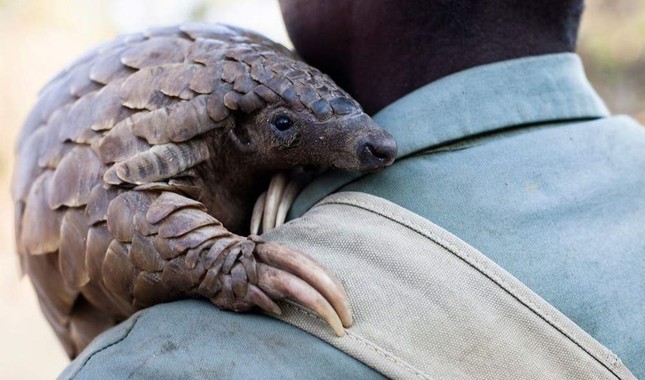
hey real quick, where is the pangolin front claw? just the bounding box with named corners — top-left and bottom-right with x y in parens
top-left (202, 237), bottom-right (352, 336)
top-left (252, 237), bottom-right (353, 329)
top-left (257, 263), bottom-right (345, 336)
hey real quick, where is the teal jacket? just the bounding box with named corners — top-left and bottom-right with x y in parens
top-left (61, 53), bottom-right (645, 379)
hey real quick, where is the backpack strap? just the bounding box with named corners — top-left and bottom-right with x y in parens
top-left (264, 191), bottom-right (636, 380)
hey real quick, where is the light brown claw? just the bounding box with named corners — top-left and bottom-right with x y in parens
top-left (274, 178), bottom-right (303, 228)
top-left (250, 191), bottom-right (266, 235)
top-left (250, 171), bottom-right (309, 234)
top-left (244, 284), bottom-right (282, 316)
top-left (202, 237), bottom-right (352, 336)
top-left (257, 263), bottom-right (345, 336)
top-left (262, 172), bottom-right (289, 233)
top-left (254, 240), bottom-right (352, 328)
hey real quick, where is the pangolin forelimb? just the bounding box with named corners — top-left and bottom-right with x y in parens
top-left (109, 189), bottom-right (350, 336)
top-left (14, 23), bottom-right (397, 356)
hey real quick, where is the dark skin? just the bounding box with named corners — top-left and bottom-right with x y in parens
top-left (279, 0), bottom-right (584, 114)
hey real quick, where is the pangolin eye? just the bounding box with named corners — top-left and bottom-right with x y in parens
top-left (272, 116), bottom-right (293, 131)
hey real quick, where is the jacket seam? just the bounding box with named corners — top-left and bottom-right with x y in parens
top-left (66, 314), bottom-right (142, 379)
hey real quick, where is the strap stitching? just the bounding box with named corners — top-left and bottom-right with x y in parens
top-left (319, 196), bottom-right (628, 379)
top-left (282, 302), bottom-right (431, 380)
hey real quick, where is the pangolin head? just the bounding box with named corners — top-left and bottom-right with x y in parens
top-left (214, 27), bottom-right (397, 173)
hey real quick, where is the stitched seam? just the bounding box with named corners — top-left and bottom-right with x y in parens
top-left (344, 334), bottom-right (429, 380)
top-left (326, 197), bottom-right (625, 378)
top-left (282, 302), bottom-right (431, 380)
top-left (67, 314), bottom-right (142, 379)
top-left (320, 197), bottom-right (626, 379)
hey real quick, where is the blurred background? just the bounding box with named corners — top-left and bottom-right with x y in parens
top-left (0, 0), bottom-right (643, 377)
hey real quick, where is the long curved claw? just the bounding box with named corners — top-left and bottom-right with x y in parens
top-left (257, 264), bottom-right (345, 336)
top-left (262, 172), bottom-right (289, 233)
top-left (274, 178), bottom-right (303, 228)
top-left (253, 170), bottom-right (311, 234)
top-left (250, 191), bottom-right (266, 235)
top-left (244, 284), bottom-right (282, 316)
top-left (202, 237), bottom-right (352, 336)
top-left (254, 241), bottom-right (352, 328)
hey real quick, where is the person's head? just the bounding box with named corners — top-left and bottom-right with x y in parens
top-left (279, 0), bottom-right (585, 114)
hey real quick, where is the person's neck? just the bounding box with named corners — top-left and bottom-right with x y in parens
top-left (283, 2), bottom-right (582, 115)
top-left (335, 27), bottom-right (579, 115)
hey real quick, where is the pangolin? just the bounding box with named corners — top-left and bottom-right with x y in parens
top-left (12, 23), bottom-right (397, 358)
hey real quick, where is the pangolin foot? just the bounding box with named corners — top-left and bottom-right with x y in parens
top-left (198, 236), bottom-right (352, 336)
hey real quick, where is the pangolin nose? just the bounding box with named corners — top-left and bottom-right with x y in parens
top-left (358, 134), bottom-right (397, 171)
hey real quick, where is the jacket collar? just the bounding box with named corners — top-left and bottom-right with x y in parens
top-left (290, 53), bottom-right (609, 218)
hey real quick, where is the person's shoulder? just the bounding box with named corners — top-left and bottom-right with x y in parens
top-left (573, 113), bottom-right (641, 136)
top-left (600, 114), bottom-right (644, 129)
top-left (583, 114), bottom-right (645, 151)
top-left (59, 300), bottom-right (380, 380)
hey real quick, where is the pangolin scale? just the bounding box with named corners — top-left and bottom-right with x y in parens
top-left (12, 23), bottom-right (396, 357)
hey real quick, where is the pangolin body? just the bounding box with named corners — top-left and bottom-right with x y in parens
top-left (12, 23), bottom-right (396, 357)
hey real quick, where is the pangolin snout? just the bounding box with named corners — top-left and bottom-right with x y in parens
top-left (322, 113), bottom-right (397, 172)
top-left (357, 131), bottom-right (397, 171)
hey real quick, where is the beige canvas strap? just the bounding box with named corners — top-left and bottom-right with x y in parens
top-left (263, 192), bottom-right (636, 379)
